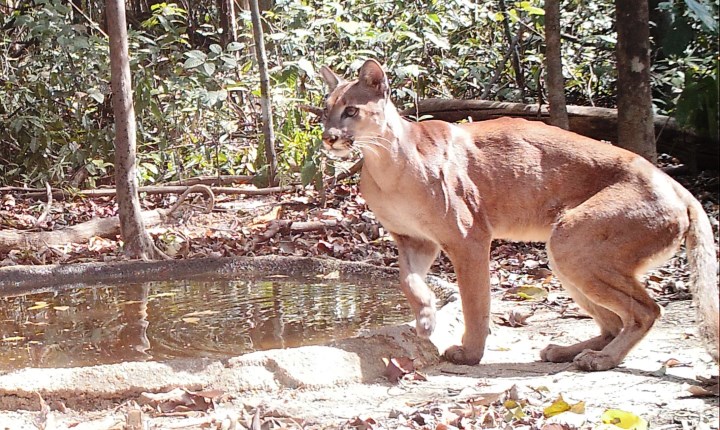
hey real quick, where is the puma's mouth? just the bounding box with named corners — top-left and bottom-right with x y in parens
top-left (323, 138), bottom-right (354, 159)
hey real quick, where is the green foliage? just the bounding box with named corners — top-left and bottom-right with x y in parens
top-left (652, 0), bottom-right (718, 138)
top-left (0, 0), bottom-right (716, 188)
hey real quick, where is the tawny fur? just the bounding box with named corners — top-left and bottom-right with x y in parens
top-left (318, 59), bottom-right (719, 370)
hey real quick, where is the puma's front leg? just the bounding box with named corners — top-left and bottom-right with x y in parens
top-left (393, 234), bottom-right (441, 337)
top-left (444, 238), bottom-right (492, 365)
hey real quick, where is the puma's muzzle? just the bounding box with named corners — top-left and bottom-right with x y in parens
top-left (321, 128), bottom-right (354, 157)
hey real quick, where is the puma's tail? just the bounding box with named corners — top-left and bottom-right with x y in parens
top-left (684, 197), bottom-right (719, 362)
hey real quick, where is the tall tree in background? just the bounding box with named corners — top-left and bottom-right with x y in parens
top-left (616, 0), bottom-right (657, 163)
top-left (544, 0), bottom-right (569, 130)
top-left (106, 0), bottom-right (166, 260)
top-left (218, 0), bottom-right (238, 46)
top-left (250, 0), bottom-right (278, 186)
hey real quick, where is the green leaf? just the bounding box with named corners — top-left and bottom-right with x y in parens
top-left (141, 162), bottom-right (158, 175)
top-left (87, 88), bottom-right (105, 103)
top-left (209, 43), bottom-right (222, 54)
top-left (519, 1), bottom-right (545, 15)
top-left (424, 32), bottom-right (450, 50)
top-left (226, 42), bottom-right (243, 52)
top-left (336, 20), bottom-right (362, 34)
top-left (183, 57), bottom-right (205, 69)
top-left (684, 0), bottom-right (718, 33)
top-left (202, 61), bottom-right (216, 76)
top-left (296, 58), bottom-right (315, 77)
top-left (301, 160), bottom-right (318, 187)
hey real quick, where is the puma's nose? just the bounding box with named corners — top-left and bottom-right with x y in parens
top-left (322, 129), bottom-right (341, 145)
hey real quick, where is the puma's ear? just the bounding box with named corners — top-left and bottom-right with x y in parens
top-left (358, 59), bottom-right (389, 97)
top-left (319, 66), bottom-right (343, 92)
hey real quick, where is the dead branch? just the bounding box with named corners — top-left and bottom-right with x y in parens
top-left (166, 184), bottom-right (216, 217)
top-left (164, 175), bottom-right (254, 187)
top-left (18, 185), bottom-right (301, 201)
top-left (33, 182), bottom-right (53, 229)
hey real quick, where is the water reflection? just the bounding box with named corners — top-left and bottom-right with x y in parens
top-left (0, 277), bottom-right (410, 370)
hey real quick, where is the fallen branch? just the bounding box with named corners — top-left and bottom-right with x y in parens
top-left (0, 209), bottom-right (165, 254)
top-left (18, 184), bottom-right (300, 201)
top-left (164, 174), bottom-right (254, 187)
top-left (253, 219), bottom-right (339, 245)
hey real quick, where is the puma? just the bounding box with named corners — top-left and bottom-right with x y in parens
top-left (316, 59), bottom-right (719, 371)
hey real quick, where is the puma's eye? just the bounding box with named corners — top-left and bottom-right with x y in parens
top-left (343, 106), bottom-right (359, 118)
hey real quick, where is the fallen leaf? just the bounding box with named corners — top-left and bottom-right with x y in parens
top-left (182, 317), bottom-right (200, 324)
top-left (686, 384), bottom-right (719, 397)
top-left (382, 356), bottom-right (415, 383)
top-left (28, 301), bottom-right (50, 310)
top-left (347, 416), bottom-right (378, 430)
top-left (505, 285), bottom-right (548, 301)
top-left (600, 409), bottom-right (648, 430)
top-left (53, 306), bottom-right (70, 311)
top-left (138, 388), bottom-right (221, 413)
top-left (544, 395), bottom-right (571, 417)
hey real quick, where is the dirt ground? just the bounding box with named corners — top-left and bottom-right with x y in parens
top-left (0, 280), bottom-right (717, 430)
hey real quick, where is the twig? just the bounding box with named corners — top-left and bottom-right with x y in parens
top-left (165, 184), bottom-right (216, 217)
top-left (33, 182), bottom-right (53, 228)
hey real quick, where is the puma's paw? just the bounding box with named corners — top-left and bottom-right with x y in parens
top-left (573, 349), bottom-right (619, 371)
top-left (415, 306), bottom-right (436, 338)
top-left (540, 344), bottom-right (576, 363)
top-left (443, 345), bottom-right (482, 365)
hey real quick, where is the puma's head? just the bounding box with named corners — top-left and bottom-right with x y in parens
top-left (318, 59), bottom-right (391, 158)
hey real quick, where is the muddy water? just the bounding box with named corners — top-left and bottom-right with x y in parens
top-left (0, 276), bottom-right (410, 370)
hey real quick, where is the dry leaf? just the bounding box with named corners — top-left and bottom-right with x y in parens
top-left (686, 384), bottom-right (719, 397)
top-left (382, 356), bottom-right (415, 383)
top-left (600, 409), bottom-right (648, 430)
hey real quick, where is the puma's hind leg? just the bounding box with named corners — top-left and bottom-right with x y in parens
top-left (542, 196), bottom-right (678, 370)
top-left (540, 282), bottom-right (622, 363)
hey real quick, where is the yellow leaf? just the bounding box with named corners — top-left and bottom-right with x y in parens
top-left (544, 395), bottom-right (571, 417)
top-left (28, 301), bottom-right (49, 310)
top-left (513, 285), bottom-right (548, 301)
top-left (53, 306), bottom-right (70, 311)
top-left (600, 409), bottom-right (648, 430)
top-left (1, 336), bottom-right (25, 342)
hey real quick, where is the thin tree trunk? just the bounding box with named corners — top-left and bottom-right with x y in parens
top-left (616, 0), bottom-right (656, 163)
top-left (249, 0), bottom-right (277, 186)
top-left (544, 0), bottom-right (569, 129)
top-left (498, 0), bottom-right (526, 100)
top-left (106, 0), bottom-right (166, 260)
top-left (218, 0), bottom-right (237, 46)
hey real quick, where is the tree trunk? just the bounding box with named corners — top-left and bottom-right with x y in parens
top-left (218, 0), bottom-right (238, 46)
top-left (106, 0), bottom-right (166, 260)
top-left (616, 0), bottom-right (656, 163)
top-left (544, 0), bottom-right (569, 129)
top-left (250, 0), bottom-right (277, 186)
top-left (498, 0), bottom-right (525, 100)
